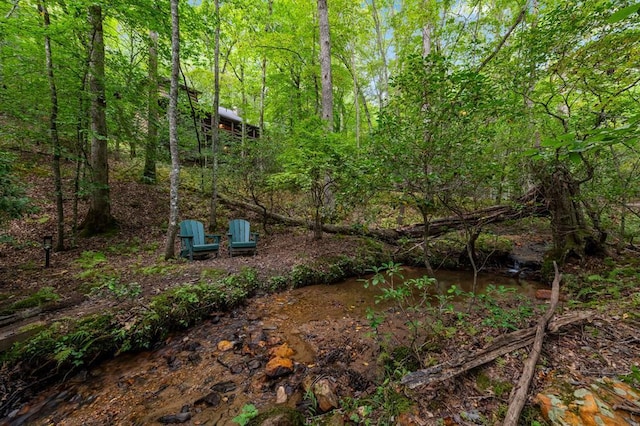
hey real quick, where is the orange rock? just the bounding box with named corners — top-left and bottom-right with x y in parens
top-left (579, 393), bottom-right (599, 426)
top-left (269, 343), bottom-right (295, 358)
top-left (217, 340), bottom-right (234, 351)
top-left (265, 356), bottom-right (294, 378)
top-left (535, 289), bottom-right (568, 301)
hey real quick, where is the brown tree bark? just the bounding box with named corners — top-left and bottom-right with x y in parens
top-left (503, 262), bottom-right (561, 425)
top-left (143, 30), bottom-right (159, 184)
top-left (208, 0), bottom-right (221, 232)
top-left (40, 0), bottom-right (64, 251)
top-left (316, 0), bottom-right (334, 240)
top-left (164, 0), bottom-right (181, 260)
top-left (81, 4), bottom-right (114, 235)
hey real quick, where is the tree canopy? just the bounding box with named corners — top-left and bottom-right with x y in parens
top-left (0, 0), bottom-right (638, 261)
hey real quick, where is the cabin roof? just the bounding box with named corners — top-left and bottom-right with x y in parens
top-left (219, 106), bottom-right (242, 123)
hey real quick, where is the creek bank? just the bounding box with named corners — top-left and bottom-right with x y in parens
top-left (0, 237), bottom-right (391, 420)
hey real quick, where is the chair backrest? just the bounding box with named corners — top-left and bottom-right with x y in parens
top-left (228, 219), bottom-right (250, 242)
top-left (180, 220), bottom-right (206, 245)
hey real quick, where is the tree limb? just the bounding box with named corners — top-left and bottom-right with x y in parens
top-left (503, 261), bottom-right (562, 425)
top-left (477, 6), bottom-right (527, 72)
top-left (399, 309), bottom-right (592, 390)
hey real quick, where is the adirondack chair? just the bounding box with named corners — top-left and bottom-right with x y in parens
top-left (179, 220), bottom-right (221, 260)
top-left (227, 219), bottom-right (259, 256)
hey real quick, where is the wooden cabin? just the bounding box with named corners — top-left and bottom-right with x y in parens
top-left (201, 107), bottom-right (261, 140)
top-left (159, 78), bottom-right (260, 141)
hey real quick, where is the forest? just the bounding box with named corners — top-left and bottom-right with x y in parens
top-left (1, 0), bottom-right (639, 425)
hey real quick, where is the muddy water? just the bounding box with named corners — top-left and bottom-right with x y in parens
top-left (8, 269), bottom-right (542, 426)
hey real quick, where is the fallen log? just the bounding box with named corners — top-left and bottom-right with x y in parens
top-left (219, 188), bottom-right (548, 244)
top-left (399, 309), bottom-right (594, 390)
top-left (503, 262), bottom-right (561, 425)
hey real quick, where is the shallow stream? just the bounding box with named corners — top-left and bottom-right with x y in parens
top-left (6, 269), bottom-right (543, 426)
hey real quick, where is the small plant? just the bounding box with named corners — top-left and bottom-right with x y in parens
top-left (9, 286), bottom-right (60, 311)
top-left (303, 388), bottom-right (319, 415)
top-left (89, 277), bottom-right (141, 301)
top-left (474, 285), bottom-right (534, 331)
top-left (75, 250), bottom-right (107, 269)
top-left (621, 365), bottom-right (640, 387)
top-left (232, 404), bottom-right (259, 426)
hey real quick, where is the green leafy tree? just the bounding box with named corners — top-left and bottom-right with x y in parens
top-left (374, 53), bottom-right (496, 273)
top-left (0, 153), bottom-right (30, 225)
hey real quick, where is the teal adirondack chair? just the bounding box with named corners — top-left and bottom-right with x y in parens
top-left (179, 220), bottom-right (221, 260)
top-left (227, 219), bottom-right (259, 256)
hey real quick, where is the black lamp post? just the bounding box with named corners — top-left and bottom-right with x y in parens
top-left (43, 235), bottom-right (53, 268)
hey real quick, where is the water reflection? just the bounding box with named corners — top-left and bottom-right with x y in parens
top-left (269, 267), bottom-right (543, 325)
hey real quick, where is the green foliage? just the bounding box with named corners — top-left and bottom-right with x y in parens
top-left (233, 404), bottom-right (259, 426)
top-left (620, 365), bottom-right (640, 387)
top-left (75, 251), bottom-right (108, 269)
top-left (342, 382), bottom-right (413, 425)
top-left (2, 314), bottom-right (117, 371)
top-left (136, 263), bottom-right (180, 276)
top-left (475, 372), bottom-right (513, 399)
top-left (473, 285), bottom-right (535, 331)
top-left (0, 152), bottom-right (31, 224)
top-left (6, 286), bottom-right (60, 313)
top-left (93, 278), bottom-right (142, 301)
top-left (361, 262), bottom-right (461, 366)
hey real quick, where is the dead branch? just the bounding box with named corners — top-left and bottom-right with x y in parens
top-left (400, 309), bottom-right (593, 389)
top-left (503, 262), bottom-right (561, 425)
top-left (219, 188), bottom-right (548, 244)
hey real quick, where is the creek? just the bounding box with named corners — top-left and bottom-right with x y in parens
top-left (5, 268), bottom-right (543, 426)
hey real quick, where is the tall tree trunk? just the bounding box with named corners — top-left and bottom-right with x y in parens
top-left (164, 0), bottom-right (181, 260)
top-left (316, 0), bottom-right (334, 240)
top-left (369, 0), bottom-right (389, 110)
top-left (81, 4), bottom-right (114, 235)
top-left (259, 0), bottom-right (272, 134)
top-left (40, 0), bottom-right (64, 252)
top-left (208, 0), bottom-right (221, 232)
top-left (143, 30), bottom-right (159, 183)
top-left (351, 47), bottom-right (360, 148)
top-left (317, 0), bottom-right (333, 130)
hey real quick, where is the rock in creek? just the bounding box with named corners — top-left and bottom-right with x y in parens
top-left (157, 412), bottom-right (191, 424)
top-left (194, 391), bottom-right (221, 407)
top-left (313, 378), bottom-right (339, 413)
top-left (210, 380), bottom-right (237, 393)
top-left (265, 357), bottom-right (294, 378)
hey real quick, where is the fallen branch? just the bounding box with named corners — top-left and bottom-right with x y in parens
top-left (503, 262), bottom-right (562, 425)
top-left (219, 188), bottom-right (548, 244)
top-left (400, 309), bottom-right (593, 389)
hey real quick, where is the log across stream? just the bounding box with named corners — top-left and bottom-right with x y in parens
top-left (9, 269), bottom-right (545, 426)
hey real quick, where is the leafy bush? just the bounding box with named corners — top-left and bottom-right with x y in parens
top-left (0, 151), bottom-right (31, 224)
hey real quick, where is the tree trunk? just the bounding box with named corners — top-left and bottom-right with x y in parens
top-left (208, 0), bottom-right (221, 232)
top-left (259, 0), bottom-right (273, 133)
top-left (540, 165), bottom-right (594, 263)
top-left (316, 0), bottom-right (334, 239)
top-left (40, 0), bottom-right (64, 252)
top-left (81, 4), bottom-right (114, 235)
top-left (143, 30), bottom-right (158, 184)
top-left (317, 0), bottom-right (333, 129)
top-left (164, 0), bottom-right (181, 260)
top-left (369, 0), bottom-right (388, 110)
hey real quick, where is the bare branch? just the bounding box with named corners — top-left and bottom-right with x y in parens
top-left (477, 6), bottom-right (527, 72)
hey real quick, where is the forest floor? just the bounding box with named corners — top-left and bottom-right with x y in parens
top-left (1, 155), bottom-right (640, 425)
